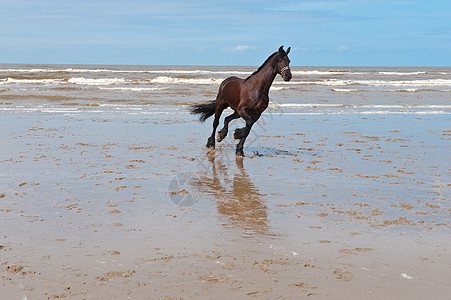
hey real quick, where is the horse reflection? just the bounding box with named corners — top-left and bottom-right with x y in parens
top-left (197, 152), bottom-right (270, 237)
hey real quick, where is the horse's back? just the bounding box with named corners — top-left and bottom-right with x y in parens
top-left (220, 76), bottom-right (243, 88)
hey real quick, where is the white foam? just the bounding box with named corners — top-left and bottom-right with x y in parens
top-left (357, 79), bottom-right (451, 87)
top-left (292, 70), bottom-right (363, 75)
top-left (275, 78), bottom-right (451, 87)
top-left (277, 111), bottom-right (450, 115)
top-left (390, 88), bottom-right (419, 92)
top-left (68, 77), bottom-right (125, 85)
top-left (65, 68), bottom-right (117, 73)
top-left (2, 103), bottom-right (449, 116)
top-left (270, 103), bottom-right (451, 109)
top-left (0, 68), bottom-right (62, 73)
top-left (0, 68), bottom-right (137, 73)
top-left (0, 78), bottom-right (64, 85)
top-left (0, 67), bottom-right (251, 76)
top-left (401, 273), bottom-right (414, 279)
top-left (379, 71), bottom-right (426, 76)
top-left (146, 70), bottom-right (250, 75)
top-left (97, 87), bottom-right (166, 91)
top-left (274, 79), bottom-right (353, 86)
top-left (270, 86), bottom-right (290, 91)
top-left (271, 103), bottom-right (349, 108)
top-left (330, 88), bottom-right (357, 92)
top-left (150, 76), bottom-right (223, 85)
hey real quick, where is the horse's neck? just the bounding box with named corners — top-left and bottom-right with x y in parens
top-left (250, 62), bottom-right (278, 93)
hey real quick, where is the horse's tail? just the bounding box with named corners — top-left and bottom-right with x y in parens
top-left (190, 100), bottom-right (216, 122)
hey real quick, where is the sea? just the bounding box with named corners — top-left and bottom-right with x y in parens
top-left (0, 64), bottom-right (450, 116)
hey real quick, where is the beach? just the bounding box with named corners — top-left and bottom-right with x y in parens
top-left (1, 65), bottom-right (450, 298)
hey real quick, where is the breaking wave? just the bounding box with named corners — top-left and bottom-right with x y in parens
top-left (68, 77), bottom-right (125, 85)
top-left (278, 78), bottom-right (451, 87)
top-left (149, 76), bottom-right (223, 85)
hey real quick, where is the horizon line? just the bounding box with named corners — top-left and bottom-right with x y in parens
top-left (1, 63), bottom-right (450, 68)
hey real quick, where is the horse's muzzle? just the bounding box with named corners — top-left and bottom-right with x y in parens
top-left (280, 66), bottom-right (292, 81)
top-left (282, 73), bottom-right (293, 81)
top-left (282, 72), bottom-right (292, 82)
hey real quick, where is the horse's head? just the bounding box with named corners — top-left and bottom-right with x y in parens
top-left (277, 46), bottom-right (292, 82)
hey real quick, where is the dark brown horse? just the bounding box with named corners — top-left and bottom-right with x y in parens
top-left (190, 46), bottom-right (292, 156)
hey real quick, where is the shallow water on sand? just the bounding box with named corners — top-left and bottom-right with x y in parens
top-left (0, 104), bottom-right (450, 298)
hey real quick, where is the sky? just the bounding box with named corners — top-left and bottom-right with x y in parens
top-left (1, 0), bottom-right (450, 66)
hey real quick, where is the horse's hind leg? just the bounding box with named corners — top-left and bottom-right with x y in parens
top-left (217, 111), bottom-right (239, 142)
top-left (206, 101), bottom-right (226, 149)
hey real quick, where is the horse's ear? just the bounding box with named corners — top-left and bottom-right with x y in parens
top-left (286, 47), bottom-right (291, 55)
top-left (279, 45), bottom-right (284, 53)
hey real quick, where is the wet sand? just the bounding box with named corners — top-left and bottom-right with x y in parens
top-left (0, 109), bottom-right (450, 299)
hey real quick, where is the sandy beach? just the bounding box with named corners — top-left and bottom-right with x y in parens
top-left (1, 106), bottom-right (450, 299)
top-left (2, 0), bottom-right (451, 294)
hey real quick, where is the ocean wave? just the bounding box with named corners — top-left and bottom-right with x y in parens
top-left (97, 87), bottom-right (167, 91)
top-left (270, 103), bottom-right (352, 108)
top-left (0, 94), bottom-right (76, 101)
top-left (358, 79), bottom-right (451, 87)
top-left (0, 78), bottom-right (65, 85)
top-left (3, 67), bottom-right (138, 74)
top-left (269, 103), bottom-right (451, 109)
top-left (280, 111), bottom-right (450, 115)
top-left (292, 70), bottom-right (363, 75)
top-left (275, 79), bottom-right (352, 86)
top-left (378, 71), bottom-right (448, 76)
top-left (65, 68), bottom-right (125, 73)
top-left (378, 71), bottom-right (427, 76)
top-left (390, 88), bottom-right (419, 92)
top-left (276, 78), bottom-right (451, 87)
top-left (330, 88), bottom-right (358, 92)
top-left (64, 68), bottom-right (247, 75)
top-left (68, 77), bottom-right (125, 85)
top-left (0, 77), bottom-right (126, 86)
top-left (2, 104), bottom-right (449, 116)
top-left (1, 67), bottom-right (251, 76)
top-left (270, 86), bottom-right (290, 91)
top-left (149, 76), bottom-right (223, 85)
top-left (2, 76), bottom-right (450, 92)
top-left (0, 68), bottom-right (63, 73)
top-left (329, 87), bottom-right (450, 93)
top-left (146, 70), bottom-right (250, 75)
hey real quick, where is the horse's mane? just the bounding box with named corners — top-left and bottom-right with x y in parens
top-left (244, 51), bottom-right (280, 82)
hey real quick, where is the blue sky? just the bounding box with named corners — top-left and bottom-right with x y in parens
top-left (1, 0), bottom-right (450, 66)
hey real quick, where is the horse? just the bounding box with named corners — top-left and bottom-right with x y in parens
top-left (190, 45), bottom-right (292, 156)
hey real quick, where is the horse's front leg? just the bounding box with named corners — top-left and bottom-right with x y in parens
top-left (234, 111), bottom-right (259, 156)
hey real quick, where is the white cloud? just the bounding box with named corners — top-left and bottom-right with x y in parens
top-left (337, 45), bottom-right (349, 52)
top-left (223, 45), bottom-right (254, 52)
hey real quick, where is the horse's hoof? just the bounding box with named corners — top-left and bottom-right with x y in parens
top-left (236, 150), bottom-right (244, 157)
top-left (233, 129), bottom-right (242, 140)
top-left (216, 132), bottom-right (226, 142)
top-left (206, 137), bottom-right (216, 149)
